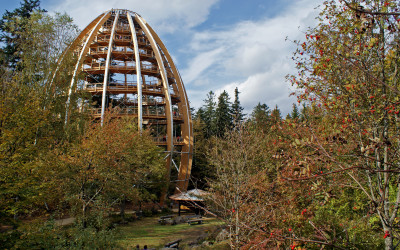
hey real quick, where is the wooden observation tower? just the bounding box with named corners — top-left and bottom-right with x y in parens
top-left (63, 9), bottom-right (193, 193)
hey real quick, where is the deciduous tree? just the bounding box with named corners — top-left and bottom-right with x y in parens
top-left (207, 127), bottom-right (279, 249)
top-left (0, 11), bottom-right (80, 222)
top-left (53, 114), bottom-right (164, 226)
top-left (288, 0), bottom-right (400, 248)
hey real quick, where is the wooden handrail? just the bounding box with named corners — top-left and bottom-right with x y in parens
top-left (89, 107), bottom-right (183, 119)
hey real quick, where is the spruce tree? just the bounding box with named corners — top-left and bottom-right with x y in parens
top-left (201, 91), bottom-right (217, 138)
top-left (215, 90), bottom-right (233, 137)
top-left (270, 105), bottom-right (282, 124)
top-left (290, 103), bottom-right (300, 120)
top-left (250, 102), bottom-right (270, 125)
top-left (232, 87), bottom-right (245, 126)
top-left (0, 0), bottom-right (45, 68)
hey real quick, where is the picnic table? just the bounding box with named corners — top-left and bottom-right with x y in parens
top-left (164, 239), bottom-right (182, 248)
top-left (158, 215), bottom-right (174, 225)
top-left (187, 217), bottom-right (203, 225)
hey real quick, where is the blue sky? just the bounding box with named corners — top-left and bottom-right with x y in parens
top-left (1, 0), bottom-right (323, 115)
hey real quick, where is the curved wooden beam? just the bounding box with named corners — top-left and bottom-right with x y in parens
top-left (145, 24), bottom-right (193, 192)
top-left (127, 12), bottom-right (143, 132)
top-left (135, 13), bottom-right (174, 177)
top-left (101, 12), bottom-right (120, 125)
top-left (65, 12), bottom-right (112, 125)
top-left (58, 9), bottom-right (193, 204)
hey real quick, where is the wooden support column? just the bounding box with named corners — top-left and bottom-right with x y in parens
top-left (101, 11), bottom-right (120, 126)
top-left (146, 25), bottom-right (193, 192)
top-left (127, 12), bottom-right (143, 132)
top-left (134, 13), bottom-right (174, 205)
top-left (65, 12), bottom-right (111, 125)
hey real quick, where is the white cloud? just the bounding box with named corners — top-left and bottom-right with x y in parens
top-left (182, 0), bottom-right (323, 115)
top-left (219, 62), bottom-right (297, 116)
top-left (49, 0), bottom-right (219, 33)
top-left (181, 47), bottom-right (223, 84)
top-left (44, 0), bottom-right (323, 116)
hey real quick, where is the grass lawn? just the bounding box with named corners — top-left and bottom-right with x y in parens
top-left (115, 215), bottom-right (225, 249)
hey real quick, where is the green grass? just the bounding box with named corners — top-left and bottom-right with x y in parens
top-left (115, 216), bottom-right (224, 249)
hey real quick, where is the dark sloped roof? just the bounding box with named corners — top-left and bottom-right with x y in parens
top-left (169, 189), bottom-right (208, 201)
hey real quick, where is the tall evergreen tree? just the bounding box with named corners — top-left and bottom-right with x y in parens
top-left (215, 90), bottom-right (233, 137)
top-left (232, 87), bottom-right (245, 126)
top-left (299, 104), bottom-right (308, 122)
top-left (270, 105), bottom-right (282, 124)
top-left (0, 0), bottom-right (45, 68)
top-left (190, 110), bottom-right (214, 189)
top-left (200, 91), bottom-right (217, 138)
top-left (194, 107), bottom-right (205, 121)
top-left (290, 103), bottom-right (300, 120)
top-left (250, 102), bottom-right (270, 125)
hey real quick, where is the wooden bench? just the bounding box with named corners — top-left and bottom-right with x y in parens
top-left (164, 239), bottom-right (182, 248)
top-left (187, 218), bottom-right (203, 225)
top-left (187, 214), bottom-right (201, 219)
top-left (158, 215), bottom-right (174, 225)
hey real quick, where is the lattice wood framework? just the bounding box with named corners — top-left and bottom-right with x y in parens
top-left (64, 9), bottom-right (193, 192)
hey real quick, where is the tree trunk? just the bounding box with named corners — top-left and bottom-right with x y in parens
top-left (235, 208), bottom-right (239, 250)
top-left (82, 203), bottom-right (87, 228)
top-left (384, 227), bottom-right (393, 250)
top-left (120, 198), bottom-right (126, 221)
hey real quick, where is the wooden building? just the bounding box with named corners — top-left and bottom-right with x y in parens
top-left (60, 9), bottom-right (193, 193)
top-left (169, 189), bottom-right (208, 215)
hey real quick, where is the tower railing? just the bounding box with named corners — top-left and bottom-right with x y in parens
top-left (89, 107), bottom-right (183, 120)
top-left (153, 136), bottom-right (184, 145)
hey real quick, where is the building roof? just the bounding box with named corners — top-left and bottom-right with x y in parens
top-left (169, 189), bottom-right (208, 201)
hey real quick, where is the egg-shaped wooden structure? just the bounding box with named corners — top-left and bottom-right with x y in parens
top-left (64, 9), bottom-right (193, 193)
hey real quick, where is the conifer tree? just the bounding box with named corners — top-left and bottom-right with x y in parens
top-left (270, 105), bottom-right (282, 124)
top-left (232, 87), bottom-right (245, 126)
top-left (0, 0), bottom-right (45, 68)
top-left (200, 91), bottom-right (217, 138)
top-left (250, 102), bottom-right (270, 126)
top-left (190, 109), bottom-right (214, 188)
top-left (290, 103), bottom-right (300, 120)
top-left (215, 90), bottom-right (233, 137)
